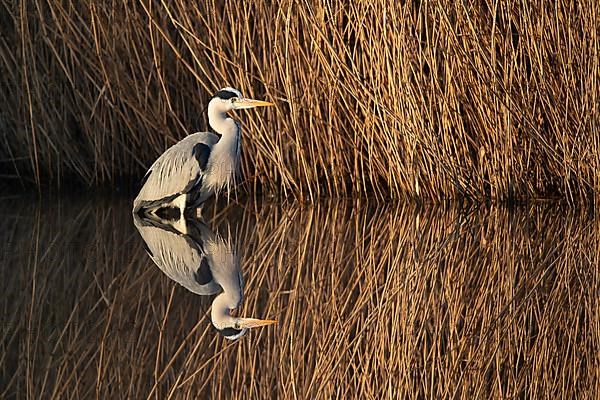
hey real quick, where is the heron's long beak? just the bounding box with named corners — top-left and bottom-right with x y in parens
top-left (233, 98), bottom-right (274, 110)
top-left (237, 317), bottom-right (277, 329)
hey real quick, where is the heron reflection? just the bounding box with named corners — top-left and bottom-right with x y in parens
top-left (133, 212), bottom-right (276, 339)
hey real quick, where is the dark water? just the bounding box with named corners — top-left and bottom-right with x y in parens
top-left (1, 195), bottom-right (598, 399)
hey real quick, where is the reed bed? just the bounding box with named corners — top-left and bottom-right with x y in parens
top-left (0, 1), bottom-right (598, 201)
top-left (1, 196), bottom-right (598, 398)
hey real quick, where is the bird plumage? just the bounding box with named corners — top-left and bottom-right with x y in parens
top-left (133, 212), bottom-right (275, 340)
top-left (133, 87), bottom-right (272, 216)
top-left (133, 212), bottom-right (222, 296)
top-left (133, 132), bottom-right (222, 213)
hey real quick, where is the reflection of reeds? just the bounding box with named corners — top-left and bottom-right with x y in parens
top-left (1, 197), bottom-right (599, 398)
top-left (1, 2), bottom-right (599, 201)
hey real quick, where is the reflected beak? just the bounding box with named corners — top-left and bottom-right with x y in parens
top-left (237, 317), bottom-right (277, 329)
top-left (233, 98), bottom-right (275, 109)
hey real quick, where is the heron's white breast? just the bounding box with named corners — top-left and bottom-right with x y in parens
top-left (204, 131), bottom-right (240, 194)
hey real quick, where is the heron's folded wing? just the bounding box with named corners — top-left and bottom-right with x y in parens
top-left (134, 132), bottom-right (220, 209)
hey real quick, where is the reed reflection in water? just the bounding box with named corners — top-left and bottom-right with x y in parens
top-left (1, 195), bottom-right (598, 398)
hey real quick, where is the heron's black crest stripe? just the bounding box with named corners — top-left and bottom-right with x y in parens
top-left (217, 327), bottom-right (243, 337)
top-left (192, 143), bottom-right (211, 171)
top-left (214, 90), bottom-right (238, 100)
top-left (142, 242), bottom-right (153, 257)
top-left (194, 258), bottom-right (212, 285)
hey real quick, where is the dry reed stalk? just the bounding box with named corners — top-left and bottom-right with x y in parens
top-left (0, 196), bottom-right (598, 398)
top-left (0, 1), bottom-right (598, 202)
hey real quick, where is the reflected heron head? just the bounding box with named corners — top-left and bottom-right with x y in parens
top-left (213, 316), bottom-right (277, 340)
top-left (211, 289), bottom-right (276, 340)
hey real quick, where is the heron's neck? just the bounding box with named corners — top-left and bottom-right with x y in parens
top-left (211, 291), bottom-right (241, 329)
top-left (206, 106), bottom-right (241, 191)
top-left (207, 106), bottom-right (240, 159)
top-left (208, 104), bottom-right (238, 138)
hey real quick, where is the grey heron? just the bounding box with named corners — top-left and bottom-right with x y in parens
top-left (133, 212), bottom-right (276, 340)
top-left (133, 87), bottom-right (273, 217)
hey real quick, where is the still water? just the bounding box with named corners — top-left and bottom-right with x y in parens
top-left (1, 195), bottom-right (598, 398)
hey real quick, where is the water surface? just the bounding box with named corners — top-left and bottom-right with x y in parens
top-left (1, 195), bottom-right (598, 398)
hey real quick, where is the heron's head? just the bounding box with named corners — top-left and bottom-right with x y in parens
top-left (210, 87), bottom-right (274, 113)
top-left (211, 293), bottom-right (276, 340)
top-left (213, 315), bottom-right (277, 340)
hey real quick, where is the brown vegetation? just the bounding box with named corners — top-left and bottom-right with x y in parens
top-left (1, 196), bottom-right (599, 398)
top-left (0, 1), bottom-right (599, 201)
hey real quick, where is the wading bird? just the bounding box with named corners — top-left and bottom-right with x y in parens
top-left (133, 87), bottom-right (273, 217)
top-left (133, 212), bottom-right (276, 339)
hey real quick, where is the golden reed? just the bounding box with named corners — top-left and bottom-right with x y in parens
top-left (0, 1), bottom-right (598, 202)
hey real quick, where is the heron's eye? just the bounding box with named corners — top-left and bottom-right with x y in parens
top-left (234, 322), bottom-right (240, 329)
top-left (230, 97), bottom-right (238, 103)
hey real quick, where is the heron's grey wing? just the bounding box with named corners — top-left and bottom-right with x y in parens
top-left (134, 132), bottom-right (220, 210)
top-left (133, 213), bottom-right (221, 296)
